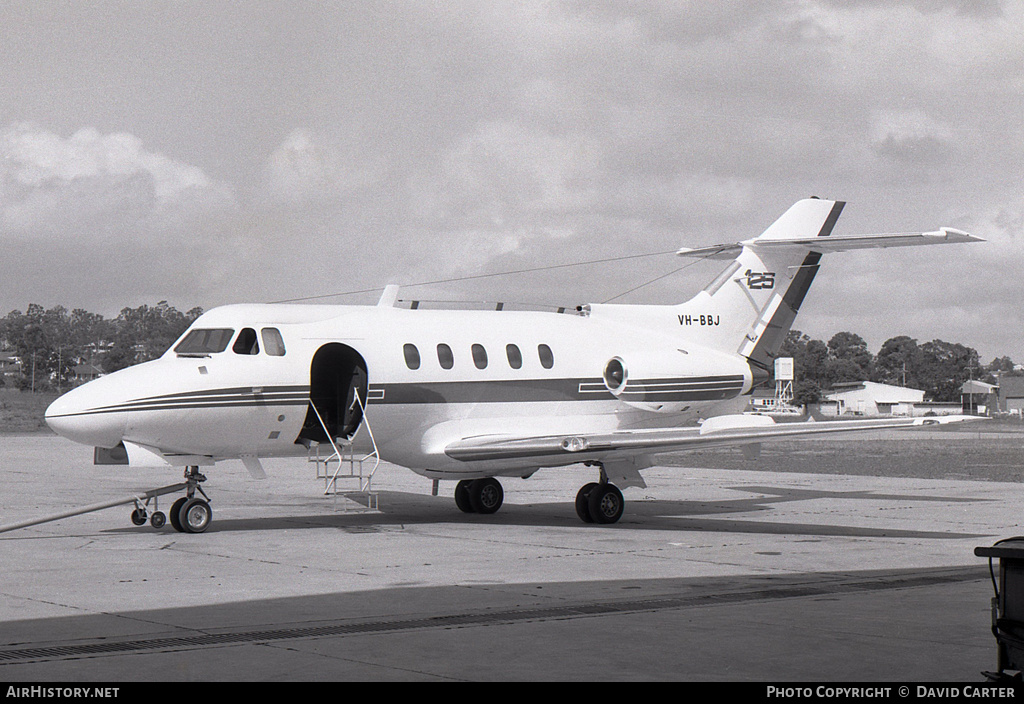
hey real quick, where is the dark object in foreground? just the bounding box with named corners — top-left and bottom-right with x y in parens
top-left (976, 538), bottom-right (1024, 681)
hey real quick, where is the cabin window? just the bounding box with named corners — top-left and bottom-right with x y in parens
top-left (403, 343), bottom-right (421, 370)
top-left (538, 344), bottom-right (554, 369)
top-left (261, 328), bottom-right (286, 356)
top-left (472, 344), bottom-right (488, 369)
top-left (506, 344), bottom-right (522, 369)
top-left (437, 343), bottom-right (454, 370)
top-left (174, 328), bottom-right (234, 355)
top-left (233, 328), bottom-right (260, 355)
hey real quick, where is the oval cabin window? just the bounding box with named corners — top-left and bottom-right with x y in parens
top-left (471, 344), bottom-right (488, 369)
top-left (538, 344), bottom-right (554, 369)
top-left (506, 344), bottom-right (522, 369)
top-left (403, 343), bottom-right (421, 370)
top-left (437, 343), bottom-right (454, 370)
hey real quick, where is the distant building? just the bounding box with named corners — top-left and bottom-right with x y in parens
top-left (821, 381), bottom-right (925, 417)
top-left (961, 379), bottom-right (998, 415)
top-left (996, 376), bottom-right (1024, 415)
top-left (748, 388), bottom-right (803, 416)
top-left (72, 358), bottom-right (106, 384)
top-left (749, 388), bottom-right (778, 411)
top-left (0, 352), bottom-right (19, 381)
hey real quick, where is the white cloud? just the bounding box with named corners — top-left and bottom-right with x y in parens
top-left (437, 120), bottom-right (599, 222)
top-left (869, 109), bottom-right (955, 163)
top-left (258, 128), bottom-right (389, 205)
top-left (260, 129), bottom-right (329, 203)
top-left (651, 173), bottom-right (755, 218)
top-left (0, 123), bottom-right (236, 239)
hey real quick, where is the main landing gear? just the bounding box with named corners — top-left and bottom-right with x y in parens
top-left (574, 461), bottom-right (626, 524)
top-left (454, 478), bottom-right (504, 514)
top-left (574, 482), bottom-right (624, 524)
top-left (128, 466), bottom-right (213, 534)
top-left (452, 469), bottom-right (626, 525)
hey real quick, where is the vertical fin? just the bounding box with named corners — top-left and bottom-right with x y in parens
top-left (677, 199), bottom-right (844, 375)
top-left (741, 200), bottom-right (844, 373)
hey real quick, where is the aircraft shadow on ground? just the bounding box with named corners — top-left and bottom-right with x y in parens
top-left (99, 484), bottom-right (992, 540)
top-left (0, 564), bottom-right (991, 680)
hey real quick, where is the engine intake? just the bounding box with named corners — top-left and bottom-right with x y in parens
top-left (603, 357), bottom-right (627, 395)
top-left (599, 350), bottom-right (750, 413)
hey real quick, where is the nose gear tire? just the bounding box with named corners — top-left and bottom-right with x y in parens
top-left (177, 498), bottom-right (212, 533)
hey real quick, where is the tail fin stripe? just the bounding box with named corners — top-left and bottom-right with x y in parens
top-left (815, 200), bottom-right (845, 239)
top-left (781, 251), bottom-right (822, 313)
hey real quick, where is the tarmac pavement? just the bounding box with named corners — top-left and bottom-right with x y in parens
top-left (0, 433), bottom-right (1020, 682)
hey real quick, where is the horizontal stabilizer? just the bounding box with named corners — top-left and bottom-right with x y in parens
top-left (677, 228), bottom-right (983, 260)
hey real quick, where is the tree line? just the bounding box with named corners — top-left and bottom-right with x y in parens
top-left (780, 330), bottom-right (1010, 405)
top-left (0, 302), bottom-right (202, 391)
top-left (0, 302), bottom-right (1014, 402)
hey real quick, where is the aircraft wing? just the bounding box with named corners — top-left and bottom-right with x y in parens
top-left (444, 413), bottom-right (979, 463)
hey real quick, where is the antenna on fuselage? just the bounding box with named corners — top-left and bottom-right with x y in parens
top-left (377, 284), bottom-right (400, 307)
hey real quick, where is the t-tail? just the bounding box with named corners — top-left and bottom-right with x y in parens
top-left (674, 198), bottom-right (983, 381)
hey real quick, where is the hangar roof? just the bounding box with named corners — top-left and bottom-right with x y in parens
top-left (825, 381), bottom-right (925, 404)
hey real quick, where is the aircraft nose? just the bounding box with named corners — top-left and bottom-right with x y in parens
top-left (45, 383), bottom-right (127, 449)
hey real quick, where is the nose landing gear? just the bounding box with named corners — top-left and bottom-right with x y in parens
top-left (0, 466), bottom-right (217, 536)
top-left (125, 466), bottom-right (213, 533)
top-left (168, 496), bottom-right (212, 533)
top-left (169, 467), bottom-right (212, 534)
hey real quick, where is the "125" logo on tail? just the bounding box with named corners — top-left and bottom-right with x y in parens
top-left (744, 269), bottom-right (775, 289)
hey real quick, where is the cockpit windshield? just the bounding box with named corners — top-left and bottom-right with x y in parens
top-left (174, 328), bottom-right (235, 355)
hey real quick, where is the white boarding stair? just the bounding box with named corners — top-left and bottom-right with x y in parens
top-left (307, 388), bottom-right (380, 510)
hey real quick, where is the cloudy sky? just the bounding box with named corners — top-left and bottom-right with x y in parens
top-left (1, 1), bottom-right (1021, 361)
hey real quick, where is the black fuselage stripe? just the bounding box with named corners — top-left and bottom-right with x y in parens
top-left (55, 376), bottom-right (745, 416)
top-left (48, 399), bottom-right (312, 418)
top-left (130, 386), bottom-right (310, 402)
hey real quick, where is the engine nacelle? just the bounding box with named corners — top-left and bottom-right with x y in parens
top-left (601, 348), bottom-right (750, 413)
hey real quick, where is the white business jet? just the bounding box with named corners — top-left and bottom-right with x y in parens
top-left (43, 198), bottom-right (982, 533)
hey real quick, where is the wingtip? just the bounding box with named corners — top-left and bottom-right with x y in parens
top-left (933, 227), bottom-right (985, 243)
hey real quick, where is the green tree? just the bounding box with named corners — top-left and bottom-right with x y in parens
top-left (916, 340), bottom-right (981, 402)
top-left (106, 301), bottom-right (202, 372)
top-left (987, 356), bottom-right (1021, 377)
top-left (872, 336), bottom-right (921, 388)
top-left (826, 331), bottom-right (873, 384)
top-left (1, 301), bottom-right (201, 385)
top-left (1, 304), bottom-right (82, 391)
